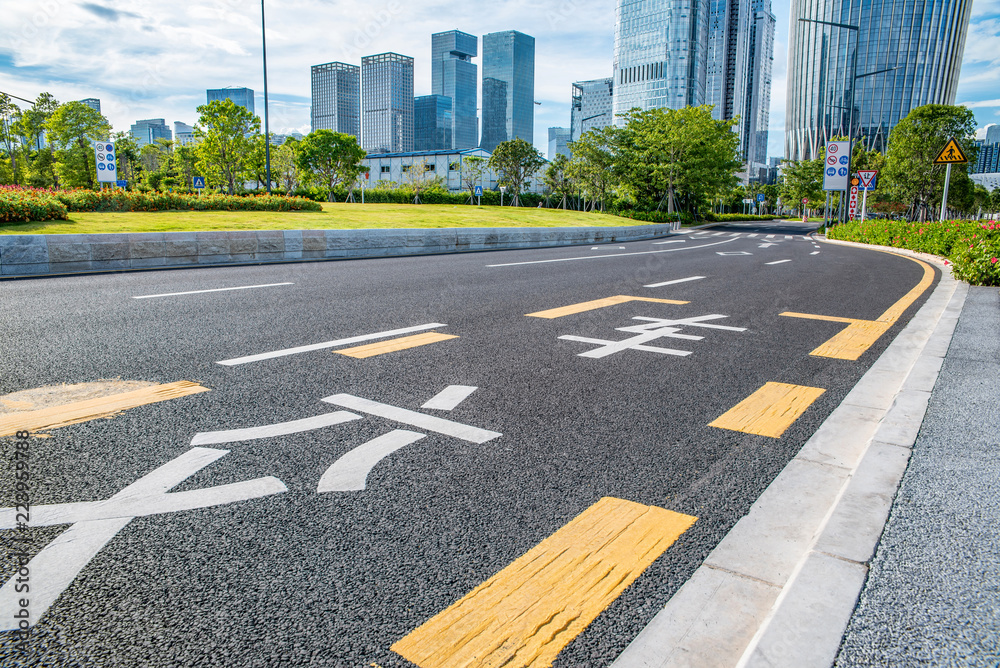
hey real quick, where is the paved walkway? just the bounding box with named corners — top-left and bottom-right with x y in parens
top-left (836, 285), bottom-right (1000, 666)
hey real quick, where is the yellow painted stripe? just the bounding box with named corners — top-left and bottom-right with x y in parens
top-left (709, 382), bottom-right (826, 438)
top-left (0, 381), bottom-right (210, 437)
top-left (391, 497), bottom-right (696, 668)
top-left (780, 256), bottom-right (934, 360)
top-left (526, 295), bottom-right (689, 319)
top-left (334, 331), bottom-right (458, 358)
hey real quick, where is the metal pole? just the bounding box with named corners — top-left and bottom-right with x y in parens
top-left (940, 163), bottom-right (952, 222)
top-left (261, 0), bottom-right (272, 194)
top-left (861, 187), bottom-right (868, 223)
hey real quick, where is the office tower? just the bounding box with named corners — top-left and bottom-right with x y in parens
top-left (613, 0), bottom-right (710, 120)
top-left (311, 62), bottom-right (361, 138)
top-left (362, 52), bottom-right (414, 153)
top-left (432, 30), bottom-right (479, 149)
top-left (785, 0), bottom-right (973, 160)
top-left (415, 95), bottom-right (453, 151)
top-left (481, 30), bottom-right (535, 151)
top-left (974, 141), bottom-right (1000, 174)
top-left (548, 127), bottom-right (571, 160)
top-left (130, 119), bottom-right (171, 148)
top-left (571, 78), bottom-right (614, 142)
top-left (206, 87), bottom-right (255, 115)
top-left (706, 0), bottom-right (750, 128)
top-left (79, 98), bottom-right (101, 114)
top-left (986, 125), bottom-right (1000, 145)
top-left (173, 121), bottom-right (196, 146)
top-left (742, 0), bottom-right (775, 168)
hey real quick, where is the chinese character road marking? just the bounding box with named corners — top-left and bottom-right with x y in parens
top-left (321, 394), bottom-right (502, 444)
top-left (0, 447), bottom-right (286, 629)
top-left (318, 430), bottom-right (426, 492)
top-left (421, 385), bottom-right (479, 411)
top-left (191, 411), bottom-right (362, 445)
top-left (561, 314), bottom-right (746, 359)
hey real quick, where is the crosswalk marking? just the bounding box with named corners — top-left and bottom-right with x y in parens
top-left (391, 497), bottom-right (696, 668)
top-left (709, 382), bottom-right (826, 438)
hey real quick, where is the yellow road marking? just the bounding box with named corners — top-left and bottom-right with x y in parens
top-left (334, 331), bottom-right (458, 358)
top-left (391, 497), bottom-right (696, 668)
top-left (781, 255), bottom-right (934, 360)
top-left (526, 295), bottom-right (689, 319)
top-left (709, 382), bottom-right (826, 438)
top-left (0, 381), bottom-right (210, 437)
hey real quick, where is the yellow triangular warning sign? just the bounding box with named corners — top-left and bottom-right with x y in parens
top-left (934, 137), bottom-right (968, 164)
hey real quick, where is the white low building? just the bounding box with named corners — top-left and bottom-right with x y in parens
top-left (359, 148), bottom-right (546, 194)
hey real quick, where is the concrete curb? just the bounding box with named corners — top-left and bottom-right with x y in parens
top-left (0, 222), bottom-right (681, 278)
top-left (611, 242), bottom-right (968, 668)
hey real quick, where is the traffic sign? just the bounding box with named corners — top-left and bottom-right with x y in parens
top-left (94, 141), bottom-right (117, 183)
top-left (474, 185), bottom-right (483, 197)
top-left (848, 185), bottom-right (859, 220)
top-left (116, 180), bottom-right (127, 188)
top-left (857, 170), bottom-right (878, 189)
top-left (756, 194), bottom-right (765, 202)
top-left (823, 142), bottom-right (851, 191)
top-left (193, 176), bottom-right (206, 189)
top-left (934, 137), bottom-right (967, 164)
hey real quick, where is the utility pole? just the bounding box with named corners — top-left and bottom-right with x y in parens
top-left (261, 0), bottom-right (272, 194)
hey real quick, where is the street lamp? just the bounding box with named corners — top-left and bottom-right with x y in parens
top-left (499, 185), bottom-right (507, 207)
top-left (261, 0), bottom-right (272, 194)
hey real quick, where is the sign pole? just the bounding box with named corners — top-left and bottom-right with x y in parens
top-left (939, 163), bottom-right (952, 222)
top-left (861, 187), bottom-right (868, 223)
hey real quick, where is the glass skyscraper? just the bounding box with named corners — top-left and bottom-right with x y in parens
top-left (548, 127), bottom-right (571, 160)
top-left (130, 119), bottom-right (171, 148)
top-left (706, 0), bottom-right (750, 126)
top-left (481, 30), bottom-right (535, 152)
top-left (571, 78), bottom-right (614, 143)
top-left (743, 0), bottom-right (775, 169)
top-left (786, 0), bottom-right (973, 160)
top-left (206, 87), bottom-right (255, 115)
top-left (414, 95), bottom-right (453, 151)
top-left (311, 62), bottom-right (360, 138)
top-left (432, 30), bottom-right (479, 149)
top-left (361, 52), bottom-right (414, 153)
top-left (613, 0), bottom-right (710, 119)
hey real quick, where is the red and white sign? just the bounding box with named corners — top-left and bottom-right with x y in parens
top-left (848, 185), bottom-right (859, 220)
top-left (857, 170), bottom-right (878, 188)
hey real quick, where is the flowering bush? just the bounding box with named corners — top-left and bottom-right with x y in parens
top-left (53, 189), bottom-right (322, 213)
top-left (828, 219), bottom-right (1000, 287)
top-left (0, 186), bottom-right (69, 224)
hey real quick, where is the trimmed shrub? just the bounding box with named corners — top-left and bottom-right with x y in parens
top-left (53, 189), bottom-right (322, 213)
top-left (0, 186), bottom-right (69, 224)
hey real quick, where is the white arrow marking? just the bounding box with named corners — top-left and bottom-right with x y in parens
top-left (317, 430), bottom-right (426, 492)
top-left (321, 394), bottom-right (501, 444)
top-left (190, 411), bottom-right (361, 445)
top-left (421, 386), bottom-right (478, 411)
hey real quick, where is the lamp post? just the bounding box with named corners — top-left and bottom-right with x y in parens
top-left (499, 185), bottom-right (506, 207)
top-left (261, 0), bottom-right (272, 194)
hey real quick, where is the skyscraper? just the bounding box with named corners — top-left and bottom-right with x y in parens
top-left (362, 52), bottom-right (414, 153)
top-left (706, 0), bottom-right (750, 127)
top-left (311, 62), bottom-right (361, 138)
top-left (414, 95), bottom-right (453, 151)
top-left (571, 78), bottom-right (614, 143)
top-left (206, 87), bottom-right (255, 115)
top-left (612, 0), bottom-right (710, 119)
top-left (742, 0), bottom-right (775, 169)
top-left (785, 0), bottom-right (973, 160)
top-left (481, 30), bottom-right (535, 152)
top-left (985, 125), bottom-right (1000, 145)
top-left (130, 119), bottom-right (171, 148)
top-left (432, 30), bottom-right (479, 149)
top-left (79, 98), bottom-right (101, 114)
top-left (173, 121), bottom-right (196, 146)
top-left (548, 127), bottom-right (571, 160)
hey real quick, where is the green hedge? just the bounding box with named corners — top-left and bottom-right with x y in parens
top-left (703, 212), bottom-right (779, 222)
top-left (827, 219), bottom-right (1000, 286)
top-left (54, 189), bottom-right (322, 213)
top-left (0, 187), bottom-right (69, 224)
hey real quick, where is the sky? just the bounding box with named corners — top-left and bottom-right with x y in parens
top-left (2, 0), bottom-right (999, 158)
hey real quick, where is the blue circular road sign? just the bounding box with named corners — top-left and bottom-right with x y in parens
top-left (838, 167), bottom-right (849, 176)
top-left (827, 167), bottom-right (836, 176)
top-left (839, 156), bottom-right (849, 165)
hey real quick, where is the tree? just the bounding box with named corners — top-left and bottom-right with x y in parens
top-left (461, 155), bottom-right (486, 202)
top-left (271, 141), bottom-right (299, 193)
top-left (13, 93), bottom-right (60, 187)
top-left (113, 132), bottom-right (141, 187)
top-left (488, 138), bottom-right (544, 207)
top-left (543, 153), bottom-right (575, 209)
top-left (883, 104), bottom-right (977, 221)
top-left (779, 156), bottom-right (825, 214)
top-left (46, 101), bottom-right (112, 188)
top-left (568, 127), bottom-right (618, 211)
top-left (0, 93), bottom-right (21, 183)
top-left (194, 99), bottom-right (259, 194)
top-left (295, 129), bottom-right (366, 202)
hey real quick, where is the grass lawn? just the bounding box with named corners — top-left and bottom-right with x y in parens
top-left (0, 203), bottom-right (649, 235)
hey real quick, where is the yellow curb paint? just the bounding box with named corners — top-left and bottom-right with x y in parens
top-left (709, 382), bottom-right (826, 438)
top-left (391, 497), bottom-right (697, 668)
top-left (334, 332), bottom-right (458, 358)
top-left (780, 255), bottom-right (934, 360)
top-left (0, 381), bottom-right (210, 437)
top-left (526, 295), bottom-right (689, 319)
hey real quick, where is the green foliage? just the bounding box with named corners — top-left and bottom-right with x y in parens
top-left (50, 188), bottom-right (321, 213)
top-left (45, 101), bottom-right (112, 189)
top-left (295, 130), bottom-right (366, 202)
top-left (0, 186), bottom-right (68, 223)
top-left (568, 128), bottom-right (617, 211)
top-left (194, 99), bottom-right (259, 194)
top-left (460, 155), bottom-right (486, 198)
top-left (488, 138), bottom-right (544, 206)
top-left (780, 155), bottom-right (825, 210)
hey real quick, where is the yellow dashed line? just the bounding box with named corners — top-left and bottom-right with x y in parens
top-left (0, 381), bottom-right (210, 437)
top-left (391, 497), bottom-right (696, 668)
top-left (526, 295), bottom-right (689, 319)
top-left (333, 332), bottom-right (458, 358)
top-left (780, 255), bottom-right (934, 360)
top-left (709, 382), bottom-right (826, 438)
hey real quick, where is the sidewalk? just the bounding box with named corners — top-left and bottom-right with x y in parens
top-left (835, 285), bottom-right (1000, 666)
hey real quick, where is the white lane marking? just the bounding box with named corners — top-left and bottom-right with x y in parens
top-left (758, 243), bottom-right (777, 248)
top-left (711, 232), bottom-right (726, 236)
top-left (785, 235), bottom-right (794, 240)
top-left (766, 259), bottom-right (792, 265)
top-left (216, 323), bottom-right (447, 366)
top-left (486, 238), bottom-right (738, 267)
top-left (190, 411), bottom-right (362, 445)
top-left (811, 251), bottom-right (821, 255)
top-left (421, 385), bottom-right (479, 411)
top-left (728, 233), bottom-right (741, 237)
top-left (747, 234), bottom-right (759, 238)
top-left (651, 240), bottom-right (686, 245)
top-left (317, 430), bottom-right (426, 492)
top-left (717, 251), bottom-right (752, 256)
top-left (0, 447), bottom-right (286, 629)
top-left (591, 246), bottom-right (627, 250)
top-left (133, 283), bottom-right (294, 299)
top-left (644, 275), bottom-right (706, 288)
top-left (322, 394), bottom-right (502, 444)
top-left (766, 235), bottom-right (776, 239)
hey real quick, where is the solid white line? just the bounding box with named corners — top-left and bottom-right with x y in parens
top-left (651, 240), bottom-right (686, 245)
top-left (317, 429), bottom-right (426, 492)
top-left (216, 323), bottom-right (447, 365)
top-left (322, 394), bottom-right (501, 443)
top-left (421, 385), bottom-right (479, 411)
top-left (190, 411), bottom-right (362, 445)
top-left (133, 282), bottom-right (294, 299)
top-left (644, 275), bottom-right (707, 288)
top-left (486, 238), bottom-right (739, 267)
top-left (766, 259), bottom-right (792, 265)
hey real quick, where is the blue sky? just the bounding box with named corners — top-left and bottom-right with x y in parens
top-left (1, 0), bottom-right (998, 157)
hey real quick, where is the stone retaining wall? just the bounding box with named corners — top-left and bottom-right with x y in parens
top-left (0, 223), bottom-right (678, 277)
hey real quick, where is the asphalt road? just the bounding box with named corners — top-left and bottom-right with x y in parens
top-left (0, 221), bottom-right (936, 667)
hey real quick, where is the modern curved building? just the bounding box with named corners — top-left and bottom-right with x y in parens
top-left (785, 0), bottom-right (973, 161)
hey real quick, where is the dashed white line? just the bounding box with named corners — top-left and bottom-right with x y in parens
top-left (644, 275), bottom-right (707, 288)
top-left (747, 234), bottom-right (759, 238)
top-left (486, 238), bottom-right (739, 267)
top-left (811, 251), bottom-right (821, 255)
top-left (766, 235), bottom-right (776, 239)
top-left (133, 282), bottom-right (294, 299)
top-left (766, 259), bottom-right (792, 265)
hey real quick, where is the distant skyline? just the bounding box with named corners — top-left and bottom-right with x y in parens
top-left (1, 0), bottom-right (999, 157)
